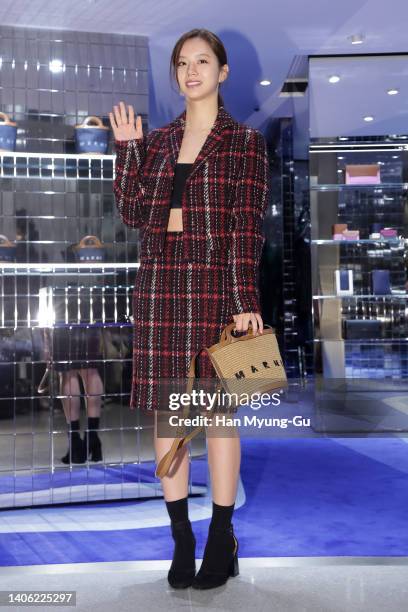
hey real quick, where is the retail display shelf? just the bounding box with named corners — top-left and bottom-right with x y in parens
top-left (311, 238), bottom-right (404, 245)
top-left (313, 338), bottom-right (408, 343)
top-left (313, 293), bottom-right (407, 299)
top-left (309, 141), bottom-right (408, 151)
top-left (0, 152), bottom-right (115, 180)
top-left (0, 262), bottom-right (140, 269)
top-left (0, 151), bottom-right (115, 160)
top-left (310, 183), bottom-right (408, 191)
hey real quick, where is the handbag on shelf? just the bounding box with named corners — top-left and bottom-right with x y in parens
top-left (345, 164), bottom-right (381, 185)
top-left (155, 321), bottom-right (288, 479)
top-left (72, 235), bottom-right (106, 262)
top-left (0, 111), bottom-right (17, 152)
top-left (342, 229), bottom-right (360, 240)
top-left (335, 269), bottom-right (354, 296)
top-left (74, 115), bottom-right (109, 154)
top-left (0, 234), bottom-right (17, 262)
top-left (371, 269), bottom-right (391, 295)
top-left (380, 228), bottom-right (398, 239)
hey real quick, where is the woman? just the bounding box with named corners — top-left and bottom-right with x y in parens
top-left (110, 28), bottom-right (270, 590)
top-left (41, 242), bottom-right (104, 465)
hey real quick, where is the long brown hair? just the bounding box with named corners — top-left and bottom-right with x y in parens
top-left (169, 29), bottom-right (227, 108)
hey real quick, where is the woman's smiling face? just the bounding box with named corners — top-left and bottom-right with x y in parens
top-left (177, 37), bottom-right (228, 103)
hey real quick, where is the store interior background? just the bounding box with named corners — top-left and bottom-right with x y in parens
top-left (0, 0), bottom-right (407, 557)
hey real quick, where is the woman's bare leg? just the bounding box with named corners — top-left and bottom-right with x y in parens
top-left (154, 410), bottom-right (190, 501)
top-left (78, 367), bottom-right (103, 417)
top-left (59, 371), bottom-right (81, 422)
top-left (206, 424), bottom-right (241, 505)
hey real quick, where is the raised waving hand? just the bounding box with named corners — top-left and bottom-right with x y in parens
top-left (109, 101), bottom-right (143, 141)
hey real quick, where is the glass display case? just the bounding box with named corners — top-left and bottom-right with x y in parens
top-left (309, 138), bottom-right (408, 432)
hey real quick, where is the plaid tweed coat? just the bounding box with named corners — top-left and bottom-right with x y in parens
top-left (113, 105), bottom-right (270, 315)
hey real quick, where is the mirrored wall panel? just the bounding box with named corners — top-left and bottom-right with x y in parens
top-left (0, 25), bottom-right (207, 509)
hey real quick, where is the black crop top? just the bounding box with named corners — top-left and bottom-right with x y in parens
top-left (170, 163), bottom-right (193, 209)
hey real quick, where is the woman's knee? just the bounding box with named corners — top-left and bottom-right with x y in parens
top-left (59, 370), bottom-right (79, 394)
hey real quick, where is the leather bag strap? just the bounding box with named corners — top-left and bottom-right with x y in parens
top-left (155, 347), bottom-right (222, 479)
top-left (37, 367), bottom-right (51, 394)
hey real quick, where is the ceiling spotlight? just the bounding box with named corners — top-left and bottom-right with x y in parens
top-left (329, 75), bottom-right (340, 83)
top-left (364, 116), bottom-right (374, 122)
top-left (387, 88), bottom-right (399, 95)
top-left (348, 33), bottom-right (365, 45)
top-left (260, 79), bottom-right (271, 86)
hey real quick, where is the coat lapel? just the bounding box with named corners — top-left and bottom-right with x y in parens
top-left (165, 105), bottom-right (235, 179)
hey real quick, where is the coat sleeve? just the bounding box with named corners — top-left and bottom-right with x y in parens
top-left (113, 131), bottom-right (155, 228)
top-left (229, 128), bottom-right (270, 314)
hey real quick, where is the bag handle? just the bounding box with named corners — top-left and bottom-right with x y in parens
top-left (37, 367), bottom-right (51, 394)
top-left (0, 234), bottom-right (15, 247)
top-left (75, 235), bottom-right (103, 249)
top-left (81, 116), bottom-right (104, 128)
top-left (221, 321), bottom-right (274, 343)
top-left (0, 111), bottom-right (16, 126)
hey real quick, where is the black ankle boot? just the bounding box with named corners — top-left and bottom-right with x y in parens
top-left (167, 519), bottom-right (196, 589)
top-left (191, 524), bottom-right (239, 590)
top-left (61, 421), bottom-right (86, 464)
top-left (84, 417), bottom-right (103, 462)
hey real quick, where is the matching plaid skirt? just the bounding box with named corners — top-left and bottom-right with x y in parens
top-left (52, 326), bottom-right (103, 372)
top-left (130, 231), bottom-right (235, 411)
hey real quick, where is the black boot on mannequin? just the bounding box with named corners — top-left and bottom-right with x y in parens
top-left (165, 497), bottom-right (196, 588)
top-left (192, 501), bottom-right (239, 589)
top-left (61, 419), bottom-right (86, 464)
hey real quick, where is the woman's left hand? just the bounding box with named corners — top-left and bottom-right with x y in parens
top-left (233, 312), bottom-right (264, 335)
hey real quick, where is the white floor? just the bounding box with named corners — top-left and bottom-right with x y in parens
top-left (1, 558), bottom-right (408, 612)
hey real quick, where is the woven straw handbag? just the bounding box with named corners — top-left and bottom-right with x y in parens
top-left (155, 321), bottom-right (287, 478)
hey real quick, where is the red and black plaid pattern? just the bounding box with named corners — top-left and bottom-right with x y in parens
top-left (114, 105), bottom-right (270, 315)
top-left (130, 231), bottom-right (235, 411)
